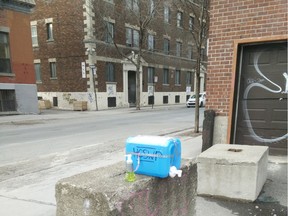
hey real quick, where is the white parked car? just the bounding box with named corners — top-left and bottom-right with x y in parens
top-left (186, 92), bottom-right (206, 108)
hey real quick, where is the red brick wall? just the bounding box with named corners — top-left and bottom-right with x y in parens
top-left (31, 0), bottom-right (87, 92)
top-left (0, 10), bottom-right (36, 84)
top-left (206, 0), bottom-right (288, 116)
top-left (94, 0), bottom-right (197, 93)
top-left (32, 0), bottom-right (206, 95)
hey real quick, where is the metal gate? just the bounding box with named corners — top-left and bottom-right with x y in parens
top-left (232, 41), bottom-right (287, 155)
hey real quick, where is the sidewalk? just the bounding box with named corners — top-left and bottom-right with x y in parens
top-left (0, 104), bottom-right (185, 124)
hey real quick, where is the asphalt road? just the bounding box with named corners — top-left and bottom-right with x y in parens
top-left (0, 105), bottom-right (204, 216)
top-left (0, 106), bottom-right (203, 164)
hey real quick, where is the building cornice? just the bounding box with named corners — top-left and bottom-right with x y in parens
top-left (0, 0), bottom-right (36, 14)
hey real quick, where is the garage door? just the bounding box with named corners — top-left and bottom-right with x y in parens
top-left (233, 41), bottom-right (287, 155)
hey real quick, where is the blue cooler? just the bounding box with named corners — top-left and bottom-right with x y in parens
top-left (125, 135), bottom-right (182, 178)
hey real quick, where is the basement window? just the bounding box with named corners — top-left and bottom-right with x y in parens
top-left (0, 90), bottom-right (16, 112)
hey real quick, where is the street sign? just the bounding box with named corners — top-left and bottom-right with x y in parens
top-left (81, 62), bottom-right (86, 78)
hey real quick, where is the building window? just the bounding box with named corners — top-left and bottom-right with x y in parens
top-left (163, 68), bottom-right (169, 84)
top-left (176, 42), bottom-right (182, 57)
top-left (148, 67), bottom-right (155, 83)
top-left (105, 22), bottom-right (114, 43)
top-left (177, 11), bottom-right (183, 28)
top-left (175, 70), bottom-right (181, 85)
top-left (31, 25), bottom-right (38, 47)
top-left (201, 47), bottom-right (206, 60)
top-left (186, 71), bottom-right (195, 90)
top-left (46, 23), bottom-right (53, 41)
top-left (49, 62), bottom-right (57, 78)
top-left (148, 34), bottom-right (155, 51)
top-left (106, 62), bottom-right (115, 82)
top-left (0, 32), bottom-right (11, 74)
top-left (149, 0), bottom-right (155, 16)
top-left (126, 0), bottom-right (139, 13)
top-left (189, 16), bottom-right (194, 31)
top-left (34, 63), bottom-right (41, 82)
top-left (164, 5), bottom-right (170, 23)
top-left (126, 28), bottom-right (139, 47)
top-left (186, 71), bottom-right (192, 85)
top-left (187, 45), bottom-right (193, 59)
top-left (163, 38), bottom-right (170, 55)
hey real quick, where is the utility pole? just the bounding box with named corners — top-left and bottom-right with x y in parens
top-left (88, 49), bottom-right (98, 111)
top-left (83, 0), bottom-right (98, 111)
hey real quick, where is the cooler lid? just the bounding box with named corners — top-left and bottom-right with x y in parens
top-left (126, 135), bottom-right (173, 147)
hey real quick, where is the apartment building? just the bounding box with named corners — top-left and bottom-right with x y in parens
top-left (207, 0), bottom-right (287, 154)
top-left (0, 0), bottom-right (38, 114)
top-left (31, 0), bottom-right (207, 110)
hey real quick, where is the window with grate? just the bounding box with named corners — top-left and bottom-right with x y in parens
top-left (0, 90), bottom-right (16, 112)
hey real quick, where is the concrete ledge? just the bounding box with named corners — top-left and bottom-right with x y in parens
top-left (197, 144), bottom-right (268, 202)
top-left (55, 160), bottom-right (197, 216)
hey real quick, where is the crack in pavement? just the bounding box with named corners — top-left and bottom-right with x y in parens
top-left (0, 194), bottom-right (56, 206)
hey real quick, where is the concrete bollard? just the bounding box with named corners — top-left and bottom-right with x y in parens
top-left (55, 160), bottom-right (197, 216)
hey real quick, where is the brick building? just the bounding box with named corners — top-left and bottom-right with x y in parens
top-left (0, 0), bottom-right (38, 114)
top-left (31, 0), bottom-right (207, 110)
top-left (207, 0), bottom-right (287, 154)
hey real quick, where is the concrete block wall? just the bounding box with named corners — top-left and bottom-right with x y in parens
top-left (55, 160), bottom-right (197, 216)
